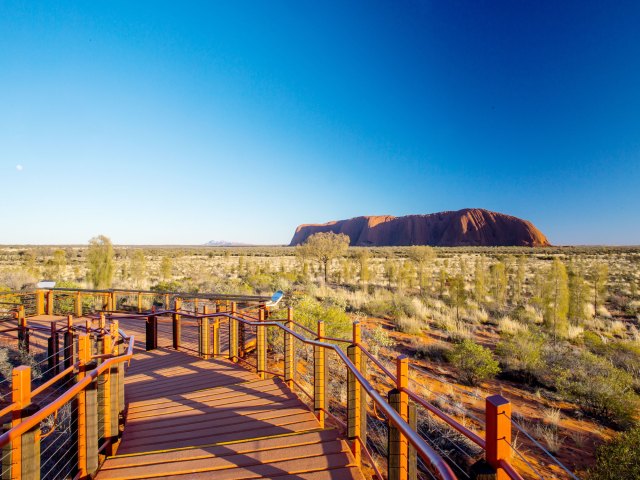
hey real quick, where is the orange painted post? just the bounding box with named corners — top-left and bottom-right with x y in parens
top-left (347, 321), bottom-right (362, 465)
top-left (76, 333), bottom-right (98, 477)
top-left (256, 308), bottom-right (266, 379)
top-left (46, 290), bottom-right (54, 316)
top-left (75, 291), bottom-right (83, 317)
top-left (10, 366), bottom-right (30, 480)
top-left (229, 302), bottom-right (238, 362)
top-left (137, 292), bottom-right (143, 313)
top-left (173, 298), bottom-right (182, 350)
top-left (100, 332), bottom-right (114, 455)
top-left (485, 395), bottom-right (512, 480)
top-left (164, 294), bottom-right (170, 311)
top-left (199, 309), bottom-right (210, 359)
top-left (314, 320), bottom-right (326, 428)
top-left (284, 307), bottom-right (294, 389)
top-left (388, 355), bottom-right (409, 480)
top-left (63, 316), bottom-right (76, 385)
top-left (212, 305), bottom-right (220, 357)
top-left (35, 290), bottom-right (45, 316)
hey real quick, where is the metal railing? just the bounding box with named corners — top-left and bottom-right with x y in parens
top-left (0, 288), bottom-right (539, 480)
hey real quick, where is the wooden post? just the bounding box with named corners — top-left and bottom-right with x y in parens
top-left (164, 294), bottom-right (170, 311)
top-left (99, 332), bottom-right (114, 455)
top-left (17, 310), bottom-right (28, 353)
top-left (239, 307), bottom-right (246, 358)
top-left (10, 366), bottom-right (30, 480)
top-left (347, 322), bottom-right (362, 465)
top-left (388, 355), bottom-right (409, 480)
top-left (314, 320), bottom-right (326, 428)
top-left (284, 307), bottom-right (294, 389)
top-left (46, 290), bottom-right (54, 316)
top-left (146, 315), bottom-right (157, 351)
top-left (63, 317), bottom-right (76, 385)
top-left (212, 305), bottom-right (220, 357)
top-left (485, 395), bottom-right (512, 480)
top-left (75, 291), bottom-right (83, 317)
top-left (35, 290), bottom-right (45, 316)
top-left (173, 298), bottom-right (182, 350)
top-left (229, 302), bottom-right (238, 362)
top-left (76, 334), bottom-right (98, 478)
top-left (256, 308), bottom-right (266, 379)
top-left (137, 292), bottom-right (143, 313)
top-left (47, 322), bottom-right (60, 376)
top-left (199, 315), bottom-right (210, 359)
top-left (111, 291), bottom-right (117, 311)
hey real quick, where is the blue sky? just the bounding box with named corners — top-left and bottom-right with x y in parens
top-left (1, 1), bottom-right (639, 245)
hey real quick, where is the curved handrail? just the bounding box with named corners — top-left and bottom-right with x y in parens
top-left (0, 333), bottom-right (134, 449)
top-left (217, 312), bottom-right (457, 480)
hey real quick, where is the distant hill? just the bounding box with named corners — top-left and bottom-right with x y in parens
top-left (204, 240), bottom-right (250, 247)
top-left (290, 209), bottom-right (550, 247)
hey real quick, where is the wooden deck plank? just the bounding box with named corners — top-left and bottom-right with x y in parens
top-left (95, 321), bottom-right (363, 479)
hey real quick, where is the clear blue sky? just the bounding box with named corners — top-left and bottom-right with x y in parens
top-left (1, 1), bottom-right (639, 245)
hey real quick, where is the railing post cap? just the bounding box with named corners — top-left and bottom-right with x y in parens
top-left (486, 394), bottom-right (510, 407)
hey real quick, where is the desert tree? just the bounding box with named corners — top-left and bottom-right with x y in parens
top-left (543, 258), bottom-right (569, 342)
top-left (383, 259), bottom-right (398, 289)
top-left (160, 256), bottom-right (173, 280)
top-left (407, 246), bottom-right (435, 295)
top-left (450, 273), bottom-right (467, 324)
top-left (130, 250), bottom-right (147, 288)
top-left (355, 249), bottom-right (371, 289)
top-left (512, 255), bottom-right (527, 304)
top-left (590, 263), bottom-right (609, 317)
top-left (490, 261), bottom-right (508, 307)
top-left (568, 261), bottom-right (588, 324)
top-left (87, 235), bottom-right (114, 289)
top-left (298, 232), bottom-right (350, 283)
top-left (473, 256), bottom-right (487, 302)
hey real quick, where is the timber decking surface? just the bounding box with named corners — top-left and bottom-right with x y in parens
top-left (97, 344), bottom-right (363, 479)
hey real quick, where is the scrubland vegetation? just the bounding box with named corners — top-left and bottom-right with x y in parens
top-left (1, 236), bottom-right (639, 478)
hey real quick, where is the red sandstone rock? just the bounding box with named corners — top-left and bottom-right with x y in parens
top-left (290, 209), bottom-right (550, 247)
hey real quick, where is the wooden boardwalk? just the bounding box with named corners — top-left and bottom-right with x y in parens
top-left (96, 345), bottom-right (363, 479)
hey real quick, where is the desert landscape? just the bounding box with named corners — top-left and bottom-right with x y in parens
top-left (1, 234), bottom-right (638, 478)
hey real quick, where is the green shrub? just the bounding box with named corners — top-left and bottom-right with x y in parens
top-left (496, 331), bottom-right (545, 383)
top-left (552, 349), bottom-right (639, 428)
top-left (446, 339), bottom-right (500, 385)
top-left (395, 315), bottom-right (423, 335)
top-left (588, 427), bottom-right (640, 479)
top-left (293, 295), bottom-right (352, 341)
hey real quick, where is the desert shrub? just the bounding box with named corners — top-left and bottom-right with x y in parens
top-left (587, 427), bottom-right (640, 479)
top-left (411, 338), bottom-right (450, 361)
top-left (363, 325), bottom-right (394, 356)
top-left (362, 294), bottom-right (421, 320)
top-left (496, 331), bottom-right (545, 383)
top-left (395, 315), bottom-right (423, 335)
top-left (552, 349), bottom-right (638, 428)
top-left (446, 339), bottom-right (500, 385)
top-left (293, 295), bottom-right (352, 341)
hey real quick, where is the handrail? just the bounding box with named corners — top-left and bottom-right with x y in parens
top-left (216, 312), bottom-right (457, 480)
top-left (0, 333), bottom-right (135, 449)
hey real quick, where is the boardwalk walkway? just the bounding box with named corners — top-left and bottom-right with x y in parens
top-left (96, 345), bottom-right (363, 479)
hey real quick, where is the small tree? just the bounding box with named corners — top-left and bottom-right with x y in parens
top-left (568, 262), bottom-right (588, 324)
top-left (490, 261), bottom-right (507, 307)
top-left (543, 258), bottom-right (569, 341)
top-left (355, 249), bottom-right (371, 289)
top-left (298, 232), bottom-right (350, 283)
top-left (130, 250), bottom-right (147, 288)
top-left (160, 256), bottom-right (173, 280)
top-left (447, 339), bottom-right (501, 385)
top-left (449, 274), bottom-right (467, 324)
top-left (383, 259), bottom-right (398, 289)
top-left (408, 246), bottom-right (435, 295)
top-left (473, 256), bottom-right (486, 302)
top-left (87, 235), bottom-right (114, 289)
top-left (590, 263), bottom-right (609, 316)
